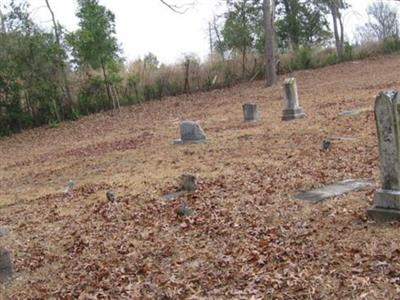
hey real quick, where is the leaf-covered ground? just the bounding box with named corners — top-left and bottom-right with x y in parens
top-left (2, 55), bottom-right (400, 299)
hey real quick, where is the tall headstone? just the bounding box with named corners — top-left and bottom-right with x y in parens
top-left (242, 103), bottom-right (258, 122)
top-left (368, 91), bottom-right (400, 221)
top-left (174, 121), bottom-right (207, 144)
top-left (282, 78), bottom-right (306, 121)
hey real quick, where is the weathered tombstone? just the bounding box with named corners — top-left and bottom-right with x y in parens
top-left (242, 103), bottom-right (258, 122)
top-left (282, 78), bottom-right (306, 121)
top-left (0, 248), bottom-right (13, 283)
top-left (64, 180), bottom-right (74, 194)
top-left (322, 139), bottom-right (332, 151)
top-left (0, 228), bottom-right (10, 238)
top-left (176, 203), bottom-right (193, 217)
top-left (106, 191), bottom-right (116, 203)
top-left (368, 91), bottom-right (400, 221)
top-left (180, 174), bottom-right (197, 192)
top-left (174, 121), bottom-right (207, 144)
top-left (161, 174), bottom-right (198, 202)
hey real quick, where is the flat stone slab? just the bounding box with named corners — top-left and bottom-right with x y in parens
top-left (328, 136), bottom-right (356, 141)
top-left (0, 228), bottom-right (10, 237)
top-left (0, 249), bottom-right (13, 283)
top-left (338, 107), bottom-right (372, 117)
top-left (161, 191), bottom-right (186, 202)
top-left (293, 179), bottom-right (374, 203)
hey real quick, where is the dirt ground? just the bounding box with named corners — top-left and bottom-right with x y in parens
top-left (2, 55), bottom-right (400, 299)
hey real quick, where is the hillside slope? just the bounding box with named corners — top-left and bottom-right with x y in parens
top-left (1, 55), bottom-right (400, 299)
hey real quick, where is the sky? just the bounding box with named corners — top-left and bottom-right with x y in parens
top-left (23, 0), bottom-right (400, 64)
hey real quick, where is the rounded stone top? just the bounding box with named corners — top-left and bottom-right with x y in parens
top-left (284, 77), bottom-right (296, 85)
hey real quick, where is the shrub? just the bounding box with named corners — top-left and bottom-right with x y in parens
top-left (382, 38), bottom-right (400, 54)
top-left (294, 47), bottom-right (313, 70)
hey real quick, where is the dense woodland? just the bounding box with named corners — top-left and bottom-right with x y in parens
top-left (1, 0), bottom-right (400, 136)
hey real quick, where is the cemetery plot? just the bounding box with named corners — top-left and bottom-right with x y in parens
top-left (2, 55), bottom-right (400, 298)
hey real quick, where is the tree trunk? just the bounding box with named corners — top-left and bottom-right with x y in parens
top-left (282, 0), bottom-right (298, 50)
top-left (101, 61), bottom-right (115, 110)
top-left (45, 0), bottom-right (74, 114)
top-left (0, 8), bottom-right (5, 33)
top-left (242, 48), bottom-right (246, 79)
top-left (263, 0), bottom-right (277, 87)
top-left (208, 22), bottom-right (213, 59)
top-left (112, 86), bottom-right (121, 109)
top-left (338, 10), bottom-right (344, 57)
top-left (331, 6), bottom-right (343, 60)
top-left (184, 59), bottom-right (190, 93)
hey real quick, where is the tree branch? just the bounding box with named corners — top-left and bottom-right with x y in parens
top-left (159, 0), bottom-right (196, 14)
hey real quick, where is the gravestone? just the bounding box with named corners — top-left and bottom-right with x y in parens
top-left (176, 203), bottom-right (193, 217)
top-left (242, 103), bottom-right (258, 122)
top-left (0, 248), bottom-right (13, 283)
top-left (161, 174), bottom-right (198, 202)
top-left (368, 91), bottom-right (400, 221)
top-left (64, 180), bottom-right (74, 194)
top-left (180, 174), bottom-right (197, 192)
top-left (174, 121), bottom-right (206, 144)
top-left (294, 179), bottom-right (373, 203)
top-left (0, 228), bottom-right (10, 238)
top-left (106, 191), bottom-right (116, 203)
top-left (282, 78), bottom-right (306, 121)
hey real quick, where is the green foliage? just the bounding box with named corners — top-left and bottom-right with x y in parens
top-left (68, 0), bottom-right (122, 110)
top-left (294, 47), bottom-right (313, 69)
top-left (275, 0), bottom-right (331, 50)
top-left (78, 75), bottom-right (109, 113)
top-left (144, 52), bottom-right (159, 69)
top-left (0, 1), bottom-right (67, 136)
top-left (48, 120), bottom-right (60, 129)
top-left (382, 38), bottom-right (400, 54)
top-left (222, 0), bottom-right (258, 53)
top-left (343, 42), bottom-right (353, 60)
top-left (67, 0), bottom-right (119, 70)
top-left (221, 0), bottom-right (263, 76)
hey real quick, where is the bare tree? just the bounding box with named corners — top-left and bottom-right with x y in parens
top-left (263, 0), bottom-right (276, 87)
top-left (159, 0), bottom-right (196, 14)
top-left (0, 8), bottom-right (5, 33)
top-left (320, 0), bottom-right (347, 60)
top-left (44, 0), bottom-right (74, 110)
top-left (367, 1), bottom-right (399, 40)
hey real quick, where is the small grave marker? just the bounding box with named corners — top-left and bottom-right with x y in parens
top-left (174, 121), bottom-right (207, 144)
top-left (0, 228), bottom-right (10, 238)
top-left (176, 203), bottom-right (193, 217)
top-left (0, 248), bottom-right (13, 283)
top-left (161, 174), bottom-right (198, 202)
top-left (242, 103), bottom-right (258, 122)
